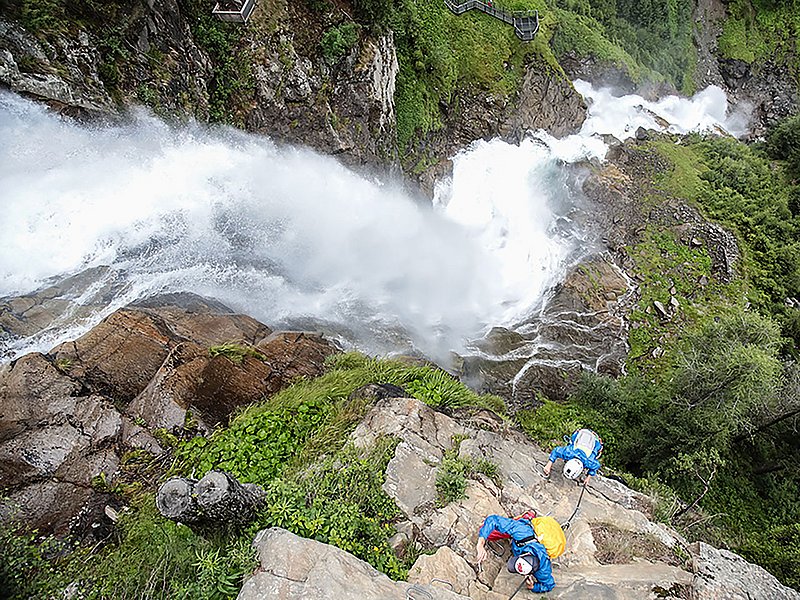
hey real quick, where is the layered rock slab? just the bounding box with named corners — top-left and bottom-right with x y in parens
top-left (353, 397), bottom-right (695, 599)
top-left (239, 527), bottom-right (465, 600)
top-left (0, 300), bottom-right (339, 536)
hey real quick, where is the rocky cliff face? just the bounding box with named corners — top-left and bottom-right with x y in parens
top-left (0, 296), bottom-right (339, 537)
top-left (0, 1), bottom-right (212, 120)
top-left (2, 296), bottom-right (797, 598)
top-left (240, 397), bottom-right (800, 599)
top-left (0, 0), bottom-right (399, 167)
top-left (412, 57), bottom-right (587, 195)
top-left (0, 0), bottom-right (590, 181)
top-left (691, 0), bottom-right (798, 139)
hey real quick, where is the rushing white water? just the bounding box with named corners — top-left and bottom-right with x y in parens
top-left (0, 92), bottom-right (580, 361)
top-left (0, 81), bottom-right (746, 363)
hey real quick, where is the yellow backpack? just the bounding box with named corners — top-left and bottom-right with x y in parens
top-left (530, 516), bottom-right (566, 559)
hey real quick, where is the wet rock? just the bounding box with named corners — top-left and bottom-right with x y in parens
top-left (129, 330), bottom-right (339, 428)
top-left (461, 254), bottom-right (630, 406)
top-left (0, 479), bottom-right (94, 535)
top-left (0, 19), bottom-right (115, 117)
top-left (559, 51), bottom-right (637, 95)
top-left (51, 309), bottom-right (177, 403)
top-left (413, 58), bottom-right (587, 196)
top-left (0, 353), bottom-right (83, 430)
top-left (246, 30), bottom-right (399, 167)
top-left (502, 60), bottom-right (587, 139)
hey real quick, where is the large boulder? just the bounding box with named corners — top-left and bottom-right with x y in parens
top-left (129, 330), bottom-right (340, 429)
top-left (1, 300), bottom-right (339, 536)
top-left (51, 302), bottom-right (273, 405)
top-left (238, 527), bottom-right (465, 600)
top-left (692, 542), bottom-right (800, 600)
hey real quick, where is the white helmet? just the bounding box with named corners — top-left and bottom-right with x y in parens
top-left (563, 458), bottom-right (583, 480)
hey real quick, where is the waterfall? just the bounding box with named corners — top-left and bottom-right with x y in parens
top-left (0, 83), bottom-right (745, 363)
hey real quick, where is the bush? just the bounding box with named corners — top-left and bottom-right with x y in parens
top-left (0, 519), bottom-right (70, 600)
top-left (434, 436), bottom-right (500, 506)
top-left (767, 115), bottom-right (800, 182)
top-left (320, 22), bottom-right (360, 63)
top-left (739, 523), bottom-right (800, 589)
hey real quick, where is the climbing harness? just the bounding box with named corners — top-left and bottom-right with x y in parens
top-left (561, 481), bottom-right (588, 530)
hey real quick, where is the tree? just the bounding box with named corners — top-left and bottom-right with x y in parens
top-left (767, 115), bottom-right (800, 182)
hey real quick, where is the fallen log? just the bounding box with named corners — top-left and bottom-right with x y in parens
top-left (156, 470), bottom-right (266, 531)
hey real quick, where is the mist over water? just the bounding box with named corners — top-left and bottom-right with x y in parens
top-left (0, 82), bottom-right (746, 362)
top-left (0, 92), bottom-right (578, 361)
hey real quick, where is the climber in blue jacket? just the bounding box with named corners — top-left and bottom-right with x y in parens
top-left (542, 428), bottom-right (603, 482)
top-left (475, 514), bottom-right (555, 594)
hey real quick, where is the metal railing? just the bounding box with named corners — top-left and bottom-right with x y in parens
top-left (444, 0), bottom-right (539, 41)
top-left (212, 0), bottom-right (257, 23)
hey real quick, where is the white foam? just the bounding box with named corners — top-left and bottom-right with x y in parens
top-left (0, 79), bottom-right (747, 360)
top-left (574, 79), bottom-right (749, 141)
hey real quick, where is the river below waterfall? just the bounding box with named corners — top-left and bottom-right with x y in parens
top-left (0, 83), bottom-right (748, 396)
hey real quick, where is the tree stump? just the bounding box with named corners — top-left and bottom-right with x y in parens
top-left (156, 470), bottom-right (266, 532)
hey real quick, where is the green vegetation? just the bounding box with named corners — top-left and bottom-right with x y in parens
top-left (717, 0), bottom-right (800, 68)
top-left (181, 0), bottom-right (255, 124)
top-left (767, 114), bottom-right (800, 183)
top-left (208, 342), bottom-right (267, 364)
top-left (518, 132), bottom-right (800, 589)
top-left (320, 22), bottom-right (360, 63)
top-left (435, 435), bottom-right (500, 505)
top-left (3, 352), bottom-right (505, 598)
top-left (379, 0), bottom-right (698, 154)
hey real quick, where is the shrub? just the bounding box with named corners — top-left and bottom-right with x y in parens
top-left (0, 518), bottom-right (70, 600)
top-left (434, 436), bottom-right (500, 506)
top-left (320, 22), bottom-right (359, 63)
top-left (767, 115), bottom-right (800, 182)
top-left (739, 523), bottom-right (800, 589)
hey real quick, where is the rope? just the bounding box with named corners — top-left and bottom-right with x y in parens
top-left (508, 577), bottom-right (528, 600)
top-left (561, 481), bottom-right (588, 530)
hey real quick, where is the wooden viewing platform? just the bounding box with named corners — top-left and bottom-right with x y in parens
top-left (444, 0), bottom-right (539, 41)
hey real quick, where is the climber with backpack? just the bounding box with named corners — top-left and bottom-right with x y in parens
top-left (475, 511), bottom-right (565, 594)
top-left (542, 428), bottom-right (603, 483)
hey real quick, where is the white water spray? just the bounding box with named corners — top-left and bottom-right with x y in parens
top-left (0, 81), bottom-right (747, 362)
top-left (0, 92), bottom-right (577, 360)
